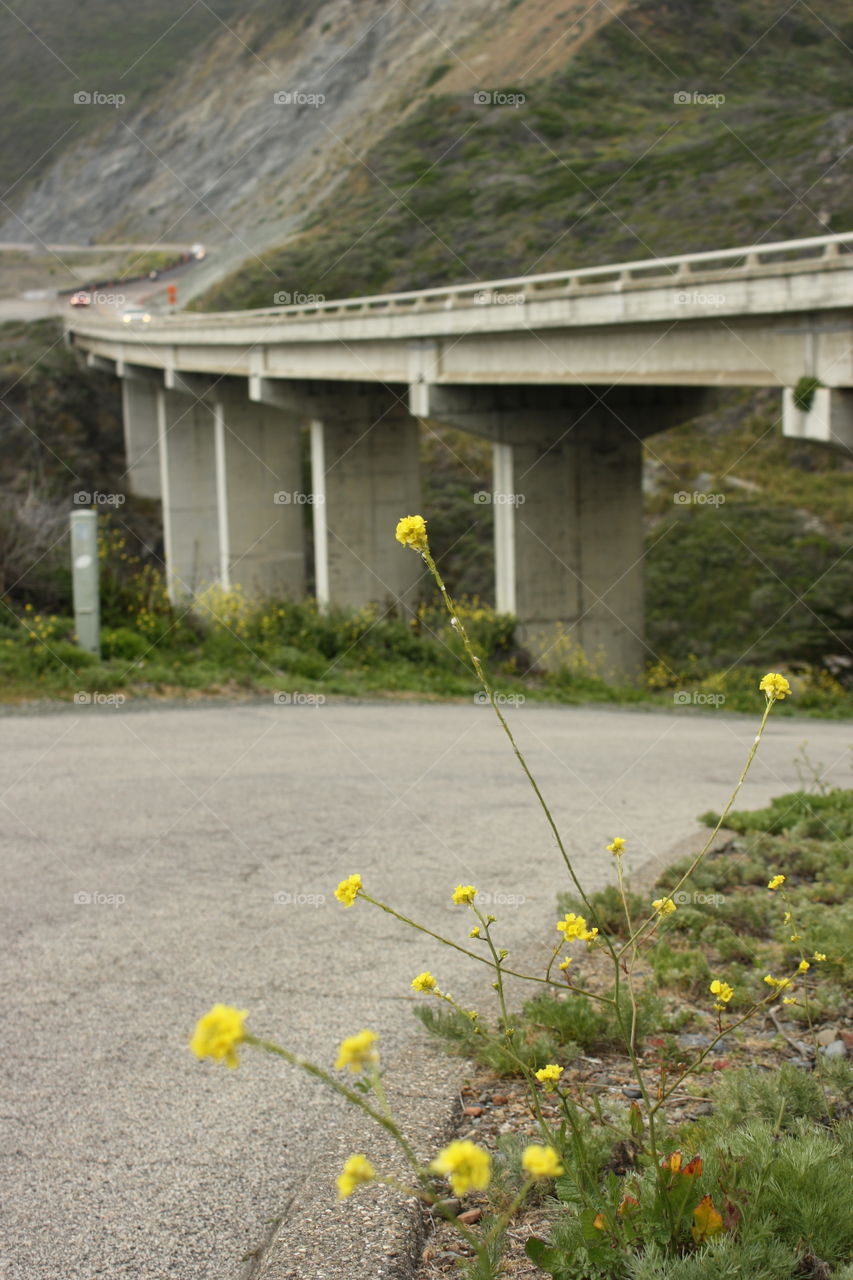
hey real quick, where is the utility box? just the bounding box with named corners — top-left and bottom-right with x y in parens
top-left (70, 508), bottom-right (100, 657)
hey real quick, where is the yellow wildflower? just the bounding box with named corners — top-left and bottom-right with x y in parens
top-left (190, 1004), bottom-right (248, 1069)
top-left (469, 926), bottom-right (481, 938)
top-left (813, 952), bottom-right (827, 962)
top-left (534, 1063), bottom-right (563, 1091)
top-left (335, 1030), bottom-right (379, 1073)
top-left (763, 974), bottom-right (792, 991)
top-left (558, 957), bottom-right (572, 971)
top-left (452, 884), bottom-right (477, 905)
top-left (767, 874), bottom-right (785, 890)
top-left (411, 972), bottom-right (438, 993)
top-left (335, 874), bottom-right (362, 908)
top-left (652, 897), bottom-right (677, 916)
top-left (395, 515), bottom-right (428, 553)
top-left (556, 912), bottom-right (598, 942)
top-left (798, 959), bottom-right (810, 974)
top-left (760, 672), bottom-right (791, 701)
top-left (337, 1154), bottom-right (375, 1199)
top-left (522, 1145), bottom-right (564, 1179)
top-left (430, 1140), bottom-right (491, 1195)
top-left (709, 979), bottom-right (733, 1005)
top-left (607, 837), bottom-right (626, 856)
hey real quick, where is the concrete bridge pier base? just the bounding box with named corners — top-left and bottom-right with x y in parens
top-left (412, 384), bottom-right (706, 678)
top-left (211, 385), bottom-right (305, 599)
top-left (118, 365), bottom-right (162, 499)
top-left (310, 392), bottom-right (422, 613)
top-left (156, 384), bottom-right (219, 600)
top-left (505, 424), bottom-right (645, 678)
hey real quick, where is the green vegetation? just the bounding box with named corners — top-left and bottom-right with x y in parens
top-left (418, 787), bottom-right (853, 1277)
top-left (529, 1067), bottom-right (853, 1279)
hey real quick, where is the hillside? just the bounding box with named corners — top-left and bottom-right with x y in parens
top-left (198, 0), bottom-right (853, 308)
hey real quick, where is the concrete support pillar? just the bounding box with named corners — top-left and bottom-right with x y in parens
top-left (511, 423), bottom-right (644, 677)
top-left (156, 385), bottom-right (219, 601)
top-left (212, 387), bottom-right (305, 598)
top-left (412, 384), bottom-right (701, 677)
top-left (311, 392), bottom-right (421, 612)
top-left (119, 368), bottom-right (161, 498)
top-left (782, 386), bottom-right (853, 453)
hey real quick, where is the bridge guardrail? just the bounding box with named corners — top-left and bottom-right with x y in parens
top-left (66, 231), bottom-right (853, 331)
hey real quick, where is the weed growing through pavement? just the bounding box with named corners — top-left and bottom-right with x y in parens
top-left (190, 515), bottom-right (847, 1279)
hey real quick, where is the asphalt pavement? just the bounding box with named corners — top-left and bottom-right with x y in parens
top-left (2, 699), bottom-right (851, 1279)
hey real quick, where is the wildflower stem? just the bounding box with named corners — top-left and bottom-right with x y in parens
top-left (247, 1036), bottom-right (422, 1171)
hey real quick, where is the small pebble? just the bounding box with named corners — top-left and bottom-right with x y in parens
top-left (821, 1040), bottom-right (847, 1059)
top-left (462, 1105), bottom-right (485, 1117)
top-left (457, 1208), bottom-right (482, 1225)
top-left (622, 1086), bottom-right (642, 1099)
top-left (492, 1094), bottom-right (509, 1105)
top-left (815, 1027), bottom-right (839, 1047)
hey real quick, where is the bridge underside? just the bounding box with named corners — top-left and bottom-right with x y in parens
top-left (114, 367), bottom-right (731, 677)
top-left (96, 354), bottom-right (853, 680)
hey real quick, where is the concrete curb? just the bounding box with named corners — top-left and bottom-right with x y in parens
top-left (247, 1031), bottom-right (469, 1280)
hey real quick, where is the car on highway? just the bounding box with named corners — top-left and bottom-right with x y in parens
top-left (69, 291), bottom-right (92, 307)
top-left (120, 305), bottom-right (152, 324)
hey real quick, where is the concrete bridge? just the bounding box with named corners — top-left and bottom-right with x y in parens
top-left (66, 232), bottom-right (853, 674)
